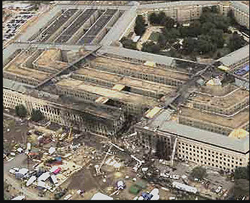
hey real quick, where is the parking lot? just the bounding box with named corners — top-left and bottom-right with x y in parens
top-left (3, 12), bottom-right (36, 43)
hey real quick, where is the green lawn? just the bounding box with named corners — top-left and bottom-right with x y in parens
top-left (149, 32), bottom-right (160, 42)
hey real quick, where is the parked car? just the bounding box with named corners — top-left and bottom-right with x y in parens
top-left (215, 186), bottom-right (222, 194)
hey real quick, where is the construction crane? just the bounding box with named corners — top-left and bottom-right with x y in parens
top-left (96, 144), bottom-right (113, 176)
top-left (67, 126), bottom-right (73, 142)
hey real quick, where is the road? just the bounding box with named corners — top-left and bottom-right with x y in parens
top-left (4, 154), bottom-right (49, 200)
top-left (3, 112), bottom-right (21, 121)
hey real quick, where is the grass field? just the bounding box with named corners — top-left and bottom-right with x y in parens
top-left (149, 32), bottom-right (160, 42)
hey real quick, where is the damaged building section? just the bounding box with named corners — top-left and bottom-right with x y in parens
top-left (133, 61), bottom-right (249, 172)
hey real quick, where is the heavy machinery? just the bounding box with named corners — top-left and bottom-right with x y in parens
top-left (67, 126), bottom-right (73, 142)
top-left (96, 144), bottom-right (113, 176)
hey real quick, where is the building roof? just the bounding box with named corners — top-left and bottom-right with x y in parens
top-left (56, 78), bottom-right (159, 106)
top-left (145, 107), bottom-right (162, 118)
top-left (74, 67), bottom-right (175, 94)
top-left (218, 44), bottom-right (249, 67)
top-left (4, 50), bottom-right (51, 81)
top-left (100, 6), bottom-right (137, 46)
top-left (146, 110), bottom-right (249, 153)
top-left (180, 107), bottom-right (249, 129)
top-left (98, 46), bottom-right (175, 67)
top-left (3, 78), bottom-right (33, 93)
top-left (187, 88), bottom-right (249, 109)
top-left (34, 48), bottom-right (68, 70)
top-left (92, 56), bottom-right (188, 81)
top-left (230, 1), bottom-right (249, 14)
top-left (138, 1), bottom-right (219, 10)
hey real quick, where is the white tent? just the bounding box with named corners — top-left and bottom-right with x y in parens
top-left (26, 176), bottom-right (36, 187)
top-left (11, 195), bottom-right (25, 200)
top-left (91, 192), bottom-right (113, 200)
top-left (38, 172), bottom-right (50, 182)
top-left (150, 188), bottom-right (160, 200)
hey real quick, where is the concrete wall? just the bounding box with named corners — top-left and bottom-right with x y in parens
top-left (134, 124), bottom-right (249, 172)
top-left (3, 88), bottom-right (125, 136)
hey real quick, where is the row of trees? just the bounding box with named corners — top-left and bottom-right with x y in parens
top-left (120, 37), bottom-right (137, 50)
top-left (142, 7), bottom-right (246, 57)
top-left (15, 104), bottom-right (44, 122)
top-left (134, 15), bottom-right (146, 36)
top-left (231, 163), bottom-right (249, 199)
top-left (149, 11), bottom-right (175, 28)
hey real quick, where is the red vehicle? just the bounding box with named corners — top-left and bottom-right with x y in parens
top-left (53, 167), bottom-right (61, 175)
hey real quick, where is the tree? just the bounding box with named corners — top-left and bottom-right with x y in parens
top-left (213, 15), bottom-right (230, 32)
top-left (232, 179), bottom-right (249, 199)
top-left (228, 33), bottom-right (245, 52)
top-left (197, 35), bottom-right (216, 54)
top-left (149, 12), bottom-right (158, 25)
top-left (227, 9), bottom-right (237, 25)
top-left (182, 37), bottom-right (197, 54)
top-left (189, 21), bottom-right (202, 36)
top-left (162, 28), bottom-right (180, 43)
top-left (211, 5), bottom-right (219, 13)
top-left (234, 166), bottom-right (249, 180)
top-left (209, 29), bottom-right (225, 48)
top-left (202, 6), bottom-right (211, 13)
top-left (15, 104), bottom-right (27, 118)
top-left (201, 22), bottom-right (216, 34)
top-left (157, 33), bottom-right (167, 49)
top-left (179, 26), bottom-right (189, 38)
top-left (165, 16), bottom-right (175, 28)
top-left (120, 37), bottom-right (137, 50)
top-left (142, 41), bottom-right (160, 54)
top-left (134, 15), bottom-right (146, 36)
top-left (190, 166), bottom-right (207, 180)
top-left (31, 109), bottom-right (44, 122)
top-left (158, 11), bottom-right (167, 26)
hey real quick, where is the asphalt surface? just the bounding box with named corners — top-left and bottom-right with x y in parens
top-left (4, 154), bottom-right (49, 200)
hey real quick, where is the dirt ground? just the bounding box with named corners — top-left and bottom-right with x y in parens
top-left (3, 115), bottom-right (30, 153)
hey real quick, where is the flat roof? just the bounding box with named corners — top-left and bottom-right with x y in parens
top-left (180, 107), bottom-right (249, 129)
top-left (188, 88), bottom-right (249, 109)
top-left (112, 84), bottom-right (125, 91)
top-left (35, 49), bottom-right (68, 70)
top-left (56, 78), bottom-right (159, 106)
top-left (95, 96), bottom-right (109, 104)
top-left (74, 67), bottom-right (175, 94)
top-left (92, 56), bottom-right (189, 81)
top-left (4, 51), bottom-right (51, 81)
top-left (138, 1), bottom-right (219, 10)
top-left (145, 106), bottom-right (162, 118)
top-left (3, 78), bottom-right (33, 93)
top-left (75, 67), bottom-right (121, 82)
top-left (145, 110), bottom-right (249, 153)
top-left (230, 1), bottom-right (249, 14)
top-left (98, 46), bottom-right (175, 66)
top-left (218, 44), bottom-right (249, 67)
